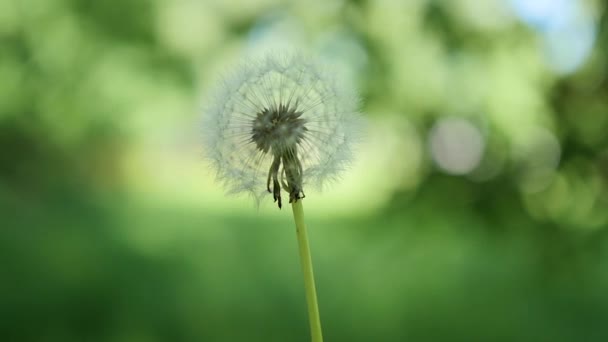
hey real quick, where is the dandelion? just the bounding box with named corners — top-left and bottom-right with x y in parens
top-left (202, 52), bottom-right (361, 209)
top-left (202, 52), bottom-right (362, 342)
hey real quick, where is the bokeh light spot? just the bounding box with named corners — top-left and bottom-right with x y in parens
top-left (513, 126), bottom-right (561, 193)
top-left (156, 0), bottom-right (224, 58)
top-left (509, 0), bottom-right (597, 75)
top-left (247, 11), bottom-right (305, 52)
top-left (429, 117), bottom-right (485, 175)
top-left (317, 30), bottom-right (369, 85)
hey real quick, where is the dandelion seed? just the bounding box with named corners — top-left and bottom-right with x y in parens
top-left (202, 52), bottom-right (361, 209)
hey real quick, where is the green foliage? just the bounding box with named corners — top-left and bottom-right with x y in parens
top-left (1, 0), bottom-right (608, 340)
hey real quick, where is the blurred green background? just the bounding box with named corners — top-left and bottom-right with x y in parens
top-left (2, 0), bottom-right (608, 341)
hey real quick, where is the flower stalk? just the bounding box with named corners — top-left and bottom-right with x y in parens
top-left (291, 199), bottom-right (323, 342)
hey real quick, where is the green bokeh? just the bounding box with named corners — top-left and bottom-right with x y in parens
top-left (2, 0), bottom-right (608, 341)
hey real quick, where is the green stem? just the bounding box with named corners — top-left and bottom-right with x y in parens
top-left (291, 200), bottom-right (323, 342)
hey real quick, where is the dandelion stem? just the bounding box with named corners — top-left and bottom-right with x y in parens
top-left (291, 200), bottom-right (323, 342)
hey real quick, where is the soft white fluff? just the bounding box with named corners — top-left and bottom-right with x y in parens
top-left (202, 52), bottom-right (362, 204)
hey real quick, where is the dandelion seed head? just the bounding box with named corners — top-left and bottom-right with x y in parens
top-left (202, 52), bottom-right (362, 208)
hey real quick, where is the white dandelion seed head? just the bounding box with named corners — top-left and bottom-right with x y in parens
top-left (202, 51), bottom-right (362, 208)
